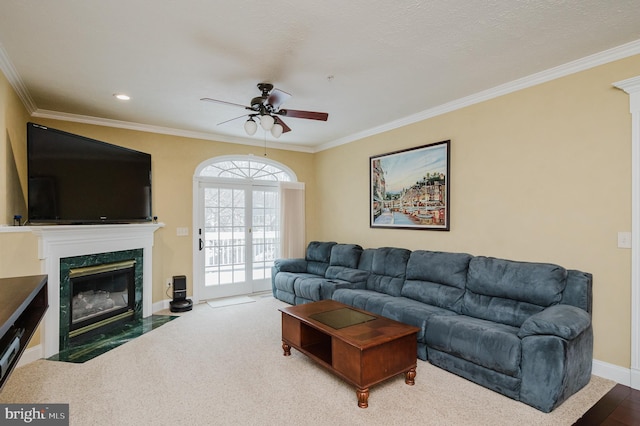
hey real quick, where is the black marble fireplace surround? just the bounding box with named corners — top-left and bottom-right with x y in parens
top-left (59, 249), bottom-right (144, 351)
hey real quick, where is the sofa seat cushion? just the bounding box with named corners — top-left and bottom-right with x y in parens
top-left (381, 297), bottom-right (457, 344)
top-left (292, 276), bottom-right (363, 302)
top-left (332, 289), bottom-right (396, 315)
top-left (426, 315), bottom-right (522, 377)
top-left (274, 272), bottom-right (321, 294)
top-left (463, 256), bottom-right (568, 327)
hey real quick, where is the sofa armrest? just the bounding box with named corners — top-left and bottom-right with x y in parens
top-left (273, 258), bottom-right (308, 273)
top-left (518, 304), bottom-right (590, 340)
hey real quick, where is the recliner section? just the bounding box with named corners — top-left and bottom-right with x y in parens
top-left (273, 242), bottom-right (368, 305)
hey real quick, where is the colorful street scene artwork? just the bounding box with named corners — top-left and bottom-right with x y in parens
top-left (370, 140), bottom-right (449, 230)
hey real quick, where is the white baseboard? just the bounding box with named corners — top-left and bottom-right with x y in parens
top-left (152, 299), bottom-right (171, 313)
top-left (17, 345), bottom-right (44, 368)
top-left (630, 367), bottom-right (640, 389)
top-left (592, 359), bottom-right (632, 386)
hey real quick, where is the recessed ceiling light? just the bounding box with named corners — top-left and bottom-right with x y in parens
top-left (114, 93), bottom-right (130, 101)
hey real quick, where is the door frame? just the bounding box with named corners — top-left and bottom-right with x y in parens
top-left (191, 156), bottom-right (297, 304)
top-left (193, 178), bottom-right (279, 301)
top-left (614, 76), bottom-right (640, 388)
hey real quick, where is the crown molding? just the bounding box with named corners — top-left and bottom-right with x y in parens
top-left (30, 109), bottom-right (315, 153)
top-left (614, 75), bottom-right (640, 94)
top-left (315, 38), bottom-right (640, 152)
top-left (0, 43), bottom-right (36, 113)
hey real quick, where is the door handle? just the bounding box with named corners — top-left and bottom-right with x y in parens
top-left (199, 238), bottom-right (204, 251)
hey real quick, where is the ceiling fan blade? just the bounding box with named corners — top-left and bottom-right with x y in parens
top-left (201, 97), bottom-right (252, 110)
top-left (217, 114), bottom-right (251, 126)
top-left (278, 109), bottom-right (328, 121)
top-left (273, 116), bottom-right (291, 133)
top-left (266, 88), bottom-right (291, 110)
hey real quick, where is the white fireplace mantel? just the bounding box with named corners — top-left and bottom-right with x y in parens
top-left (31, 223), bottom-right (163, 357)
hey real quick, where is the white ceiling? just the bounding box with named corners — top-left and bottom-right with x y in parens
top-left (1, 1), bottom-right (640, 152)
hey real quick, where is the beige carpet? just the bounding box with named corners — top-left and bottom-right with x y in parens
top-left (0, 296), bottom-right (615, 426)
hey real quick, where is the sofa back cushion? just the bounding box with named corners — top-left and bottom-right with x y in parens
top-left (305, 241), bottom-right (337, 276)
top-left (329, 244), bottom-right (362, 268)
top-left (463, 256), bottom-right (567, 327)
top-left (358, 247), bottom-right (411, 296)
top-left (325, 244), bottom-right (366, 282)
top-left (402, 250), bottom-right (472, 310)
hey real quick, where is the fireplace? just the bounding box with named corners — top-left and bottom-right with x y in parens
top-left (31, 223), bottom-right (162, 358)
top-left (59, 248), bottom-right (144, 352)
top-left (69, 260), bottom-right (136, 341)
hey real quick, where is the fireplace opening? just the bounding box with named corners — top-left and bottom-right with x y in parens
top-left (69, 260), bottom-right (136, 341)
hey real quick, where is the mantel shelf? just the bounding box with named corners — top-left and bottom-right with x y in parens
top-left (0, 223), bottom-right (165, 234)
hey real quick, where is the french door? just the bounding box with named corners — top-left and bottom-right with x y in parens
top-left (195, 181), bottom-right (279, 300)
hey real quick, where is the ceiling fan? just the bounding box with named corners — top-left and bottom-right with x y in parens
top-left (201, 83), bottom-right (328, 138)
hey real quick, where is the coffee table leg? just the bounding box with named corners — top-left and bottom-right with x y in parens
top-left (282, 341), bottom-right (291, 356)
top-left (405, 367), bottom-right (416, 385)
top-left (356, 388), bottom-right (369, 408)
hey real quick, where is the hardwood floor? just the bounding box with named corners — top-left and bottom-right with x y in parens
top-left (573, 384), bottom-right (640, 425)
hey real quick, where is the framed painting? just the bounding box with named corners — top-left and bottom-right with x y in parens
top-left (370, 140), bottom-right (450, 230)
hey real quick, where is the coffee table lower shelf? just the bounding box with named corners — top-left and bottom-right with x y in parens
top-left (280, 301), bottom-right (418, 408)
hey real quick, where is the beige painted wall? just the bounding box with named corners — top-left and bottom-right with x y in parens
top-left (0, 68), bottom-right (38, 276)
top-left (0, 67), bottom-right (30, 226)
top-left (314, 55), bottom-right (640, 368)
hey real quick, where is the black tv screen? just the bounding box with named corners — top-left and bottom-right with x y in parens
top-left (27, 122), bottom-right (152, 224)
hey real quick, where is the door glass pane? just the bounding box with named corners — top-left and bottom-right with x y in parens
top-left (252, 189), bottom-right (279, 281)
top-left (204, 187), bottom-right (247, 287)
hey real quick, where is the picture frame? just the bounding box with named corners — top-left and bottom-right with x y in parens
top-left (370, 140), bottom-right (450, 231)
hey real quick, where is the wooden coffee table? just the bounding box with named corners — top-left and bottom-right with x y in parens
top-left (279, 299), bottom-right (419, 408)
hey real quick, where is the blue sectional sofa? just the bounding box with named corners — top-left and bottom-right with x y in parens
top-left (272, 241), bottom-right (593, 413)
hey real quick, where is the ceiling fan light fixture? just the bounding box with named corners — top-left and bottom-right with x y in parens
top-left (244, 117), bottom-right (257, 135)
top-left (203, 84), bottom-right (328, 137)
top-left (260, 114), bottom-right (275, 131)
top-left (271, 123), bottom-right (283, 138)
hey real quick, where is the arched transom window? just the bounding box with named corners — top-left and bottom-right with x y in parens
top-left (197, 156), bottom-right (295, 182)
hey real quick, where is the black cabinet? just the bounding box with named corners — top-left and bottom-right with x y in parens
top-left (0, 275), bottom-right (48, 390)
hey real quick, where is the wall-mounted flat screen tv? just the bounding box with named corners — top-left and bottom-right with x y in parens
top-left (27, 122), bottom-right (152, 224)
